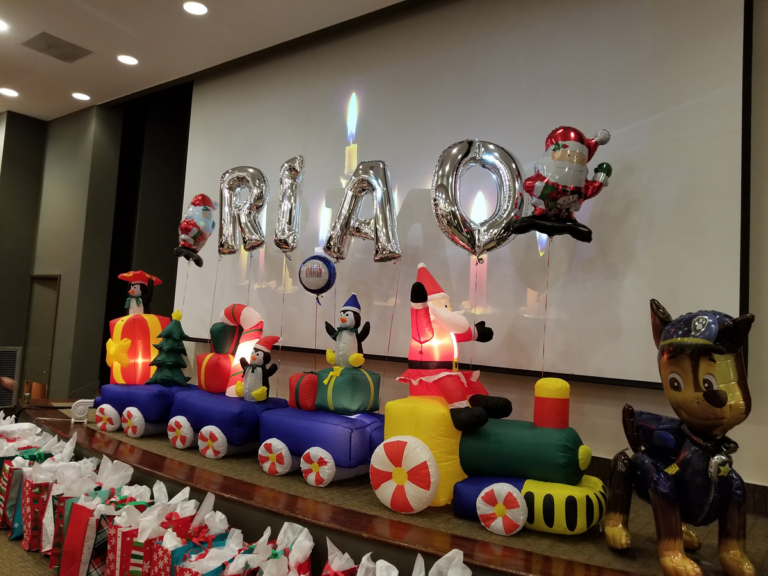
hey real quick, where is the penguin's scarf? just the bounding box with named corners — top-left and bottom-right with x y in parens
top-left (329, 325), bottom-right (358, 339)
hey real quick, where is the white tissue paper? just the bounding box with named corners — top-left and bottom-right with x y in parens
top-left (95, 456), bottom-right (134, 489)
top-left (223, 527), bottom-right (272, 576)
top-left (181, 529), bottom-right (243, 572)
top-left (326, 538), bottom-right (357, 572)
top-left (358, 554), bottom-right (399, 576)
top-left (428, 550), bottom-right (471, 576)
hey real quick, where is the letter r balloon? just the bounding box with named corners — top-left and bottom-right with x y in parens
top-left (218, 166), bottom-right (269, 254)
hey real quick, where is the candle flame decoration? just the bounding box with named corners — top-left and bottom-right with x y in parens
top-left (470, 191), bottom-right (489, 222)
top-left (536, 232), bottom-right (549, 257)
top-left (318, 203), bottom-right (333, 246)
top-left (347, 92), bottom-right (358, 144)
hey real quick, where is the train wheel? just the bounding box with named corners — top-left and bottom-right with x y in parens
top-left (95, 404), bottom-right (120, 432)
top-left (476, 483), bottom-right (528, 536)
top-left (121, 407), bottom-right (146, 438)
top-left (167, 416), bottom-right (195, 449)
top-left (370, 436), bottom-right (439, 514)
top-left (258, 439), bottom-right (294, 475)
top-left (198, 425), bottom-right (227, 459)
top-left (301, 447), bottom-right (336, 487)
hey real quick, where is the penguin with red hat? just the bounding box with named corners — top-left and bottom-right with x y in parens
top-left (517, 126), bottom-right (613, 243)
top-left (238, 335), bottom-right (280, 402)
top-left (118, 270), bottom-right (162, 315)
top-left (397, 263), bottom-right (512, 432)
top-left (174, 194), bottom-right (217, 267)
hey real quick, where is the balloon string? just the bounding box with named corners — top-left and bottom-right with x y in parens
top-left (542, 240), bottom-right (551, 377)
top-left (470, 257), bottom-right (479, 371)
top-left (276, 255), bottom-right (287, 400)
top-left (246, 251), bottom-right (253, 309)
top-left (209, 254), bottom-right (222, 329)
top-left (180, 260), bottom-right (191, 315)
top-left (314, 299), bottom-right (319, 373)
top-left (381, 263), bottom-right (402, 412)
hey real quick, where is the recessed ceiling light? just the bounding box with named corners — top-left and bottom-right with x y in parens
top-left (183, 2), bottom-right (208, 15)
top-left (117, 54), bottom-right (138, 65)
top-left (0, 19), bottom-right (9, 32)
top-left (72, 92), bottom-right (90, 101)
top-left (0, 88), bottom-right (19, 97)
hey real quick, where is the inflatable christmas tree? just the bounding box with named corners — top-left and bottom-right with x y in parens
top-left (147, 309), bottom-right (191, 386)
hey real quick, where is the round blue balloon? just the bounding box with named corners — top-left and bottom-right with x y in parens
top-left (298, 254), bottom-right (337, 296)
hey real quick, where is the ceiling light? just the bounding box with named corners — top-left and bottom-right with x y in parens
top-left (117, 55), bottom-right (138, 65)
top-left (0, 19), bottom-right (9, 32)
top-left (183, 2), bottom-right (208, 15)
top-left (0, 88), bottom-right (19, 97)
top-left (72, 92), bottom-right (90, 101)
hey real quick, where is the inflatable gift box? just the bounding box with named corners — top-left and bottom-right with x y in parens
top-left (106, 314), bottom-right (171, 384)
top-left (288, 372), bottom-right (318, 411)
top-left (315, 367), bottom-right (380, 415)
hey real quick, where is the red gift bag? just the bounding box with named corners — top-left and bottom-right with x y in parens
top-left (20, 476), bottom-right (52, 551)
top-left (49, 494), bottom-right (76, 569)
top-left (107, 524), bottom-right (138, 576)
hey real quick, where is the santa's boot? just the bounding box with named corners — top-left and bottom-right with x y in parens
top-left (450, 406), bottom-right (488, 432)
top-left (469, 394), bottom-right (512, 419)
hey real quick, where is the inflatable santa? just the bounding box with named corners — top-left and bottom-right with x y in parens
top-left (397, 263), bottom-right (511, 432)
top-left (517, 126), bottom-right (612, 243)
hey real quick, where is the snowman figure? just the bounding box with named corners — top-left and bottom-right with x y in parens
top-left (325, 294), bottom-right (370, 368)
top-left (237, 336), bottom-right (280, 402)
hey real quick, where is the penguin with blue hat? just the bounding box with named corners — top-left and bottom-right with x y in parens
top-left (325, 293), bottom-right (371, 368)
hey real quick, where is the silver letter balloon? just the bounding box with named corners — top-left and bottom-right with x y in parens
top-left (431, 140), bottom-right (525, 259)
top-left (273, 155), bottom-right (304, 256)
top-left (324, 160), bottom-right (401, 263)
top-left (218, 166), bottom-right (269, 255)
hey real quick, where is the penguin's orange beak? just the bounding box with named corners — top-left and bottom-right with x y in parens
top-left (340, 317), bottom-right (347, 323)
top-left (129, 288), bottom-right (135, 295)
top-left (250, 354), bottom-right (257, 362)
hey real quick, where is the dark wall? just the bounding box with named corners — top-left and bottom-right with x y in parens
top-left (0, 112), bottom-right (47, 348)
top-left (100, 83), bottom-right (193, 383)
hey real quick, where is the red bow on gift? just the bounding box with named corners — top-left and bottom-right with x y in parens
top-left (322, 565), bottom-right (359, 576)
top-left (190, 524), bottom-right (215, 548)
top-left (161, 511), bottom-right (181, 530)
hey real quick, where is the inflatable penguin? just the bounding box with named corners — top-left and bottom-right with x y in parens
top-left (118, 270), bottom-right (161, 315)
top-left (325, 294), bottom-right (370, 368)
top-left (238, 335), bottom-right (280, 402)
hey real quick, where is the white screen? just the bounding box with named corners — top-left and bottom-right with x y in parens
top-left (175, 0), bottom-right (744, 384)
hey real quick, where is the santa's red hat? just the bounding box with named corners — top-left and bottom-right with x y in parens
top-left (190, 194), bottom-right (215, 209)
top-left (253, 335), bottom-right (281, 353)
top-left (544, 126), bottom-right (610, 162)
top-left (416, 263), bottom-right (448, 301)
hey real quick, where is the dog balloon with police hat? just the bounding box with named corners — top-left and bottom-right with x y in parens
top-left (605, 299), bottom-right (755, 576)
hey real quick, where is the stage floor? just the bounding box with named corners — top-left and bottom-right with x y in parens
top-left (18, 404), bottom-right (768, 576)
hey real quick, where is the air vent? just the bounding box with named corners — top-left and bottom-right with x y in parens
top-left (0, 347), bottom-right (21, 407)
top-left (22, 32), bottom-right (92, 63)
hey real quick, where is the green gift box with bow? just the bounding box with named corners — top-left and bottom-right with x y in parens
top-left (315, 367), bottom-right (380, 415)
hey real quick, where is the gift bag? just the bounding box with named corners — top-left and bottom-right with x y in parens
top-left (20, 475), bottom-right (53, 551)
top-left (176, 529), bottom-right (244, 576)
top-left (107, 523), bottom-right (138, 576)
top-left (316, 367), bottom-right (380, 415)
top-left (0, 458), bottom-right (28, 528)
top-left (150, 530), bottom-right (229, 576)
top-left (49, 494), bottom-right (77, 569)
top-left (321, 538), bottom-right (358, 576)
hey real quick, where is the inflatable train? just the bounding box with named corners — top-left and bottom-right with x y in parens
top-left (94, 305), bottom-right (604, 537)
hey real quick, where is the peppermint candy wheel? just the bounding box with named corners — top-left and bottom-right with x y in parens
top-left (301, 447), bottom-right (336, 487)
top-left (370, 436), bottom-right (439, 514)
top-left (476, 483), bottom-right (528, 536)
top-left (198, 425), bottom-right (228, 459)
top-left (258, 439), bottom-right (293, 475)
top-left (95, 404), bottom-right (120, 432)
top-left (121, 407), bottom-right (146, 438)
top-left (167, 416), bottom-right (195, 449)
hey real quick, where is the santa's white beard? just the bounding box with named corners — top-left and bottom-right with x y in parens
top-left (541, 157), bottom-right (587, 188)
top-left (429, 303), bottom-right (470, 334)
